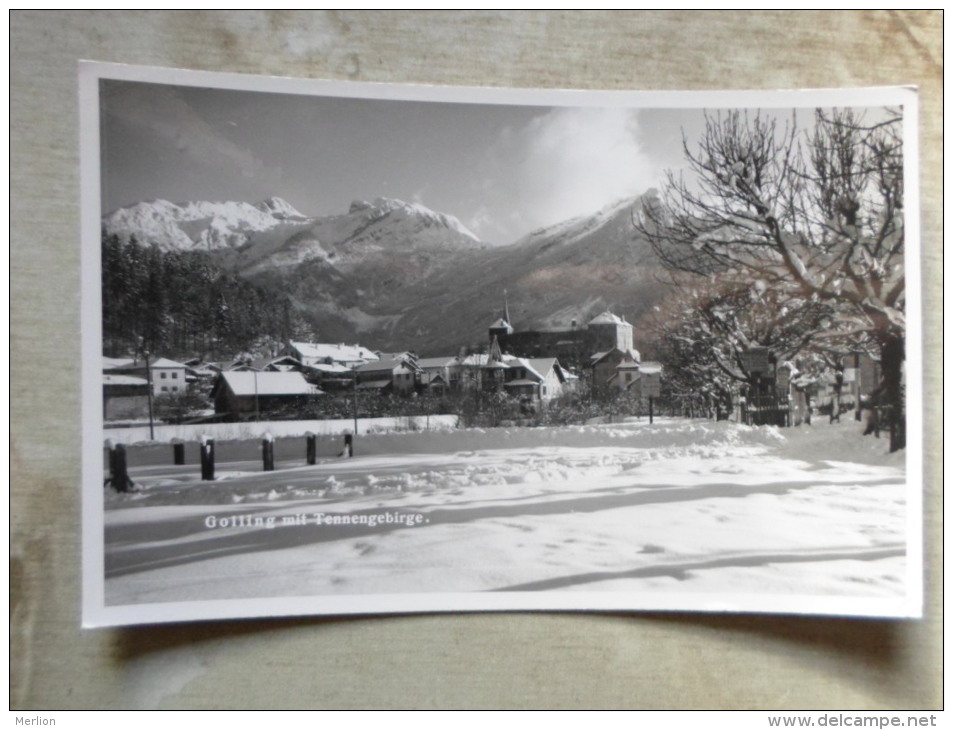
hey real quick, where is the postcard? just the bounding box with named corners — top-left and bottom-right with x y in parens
top-left (79, 62), bottom-right (922, 626)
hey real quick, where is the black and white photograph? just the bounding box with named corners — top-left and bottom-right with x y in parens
top-left (80, 64), bottom-right (921, 626)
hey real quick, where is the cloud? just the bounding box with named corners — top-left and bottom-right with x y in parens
top-left (103, 82), bottom-right (284, 195)
top-left (480, 107), bottom-right (661, 243)
top-left (464, 204), bottom-right (495, 240)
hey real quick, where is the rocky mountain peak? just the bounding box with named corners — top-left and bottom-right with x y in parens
top-left (255, 197), bottom-right (307, 219)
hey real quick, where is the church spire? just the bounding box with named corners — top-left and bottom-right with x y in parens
top-left (489, 334), bottom-right (503, 363)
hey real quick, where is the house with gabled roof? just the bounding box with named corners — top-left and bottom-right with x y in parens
top-left (211, 371), bottom-right (322, 416)
top-left (102, 372), bottom-right (150, 420)
top-left (501, 356), bottom-right (572, 403)
top-left (103, 356), bottom-right (189, 397)
top-left (591, 348), bottom-right (642, 392)
top-left (417, 356), bottom-right (457, 392)
top-left (247, 354), bottom-right (307, 373)
top-left (452, 352), bottom-right (489, 391)
top-left (353, 357), bottom-right (421, 394)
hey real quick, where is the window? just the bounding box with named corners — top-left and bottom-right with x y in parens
top-left (160, 372), bottom-right (167, 379)
top-left (161, 386), bottom-right (168, 392)
top-left (171, 372), bottom-right (178, 379)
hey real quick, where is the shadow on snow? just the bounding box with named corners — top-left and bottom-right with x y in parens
top-left (105, 473), bottom-right (901, 581)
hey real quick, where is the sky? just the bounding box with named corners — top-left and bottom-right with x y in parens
top-left (98, 79), bottom-right (892, 247)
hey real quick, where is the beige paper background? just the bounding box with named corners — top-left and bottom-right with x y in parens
top-left (10, 10), bottom-right (942, 710)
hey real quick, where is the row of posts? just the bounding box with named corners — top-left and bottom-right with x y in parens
top-left (106, 432), bottom-right (353, 493)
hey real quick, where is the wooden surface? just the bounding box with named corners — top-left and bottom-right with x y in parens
top-left (10, 10), bottom-right (942, 710)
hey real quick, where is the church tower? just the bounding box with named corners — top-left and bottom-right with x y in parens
top-left (587, 311), bottom-right (634, 354)
top-left (488, 290), bottom-right (514, 342)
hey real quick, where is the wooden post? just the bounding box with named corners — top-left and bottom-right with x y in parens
top-left (104, 439), bottom-right (115, 482)
top-left (112, 443), bottom-right (131, 492)
top-left (200, 436), bottom-right (215, 481)
top-left (649, 396), bottom-right (654, 425)
top-left (854, 352), bottom-right (862, 422)
top-left (172, 439), bottom-right (185, 465)
top-left (344, 432), bottom-right (353, 458)
top-left (262, 433), bottom-right (275, 472)
top-left (144, 351), bottom-right (155, 441)
top-left (306, 432), bottom-right (317, 465)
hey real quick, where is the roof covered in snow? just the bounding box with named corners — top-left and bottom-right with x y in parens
top-left (310, 363), bottom-right (352, 374)
top-left (526, 357), bottom-right (559, 380)
top-left (289, 341), bottom-right (378, 363)
top-left (588, 311), bottom-right (628, 326)
top-left (417, 356), bottom-right (457, 369)
top-left (103, 356), bottom-right (135, 370)
top-left (591, 348), bottom-right (641, 365)
top-left (218, 371), bottom-right (320, 397)
top-left (149, 357), bottom-right (188, 369)
top-left (354, 358), bottom-right (417, 373)
top-left (103, 374), bottom-right (148, 386)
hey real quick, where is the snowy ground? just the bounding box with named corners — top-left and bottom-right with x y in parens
top-left (103, 418), bottom-right (908, 609)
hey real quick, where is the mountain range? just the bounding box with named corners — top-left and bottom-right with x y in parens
top-left (102, 193), bottom-right (670, 356)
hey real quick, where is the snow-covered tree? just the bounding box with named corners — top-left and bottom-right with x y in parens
top-left (640, 108), bottom-right (906, 448)
top-left (643, 272), bottom-right (834, 421)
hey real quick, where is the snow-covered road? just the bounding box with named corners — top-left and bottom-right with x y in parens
top-left (103, 418), bottom-right (908, 609)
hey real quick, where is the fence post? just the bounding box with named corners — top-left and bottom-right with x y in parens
top-left (200, 435), bottom-right (215, 481)
top-left (104, 438), bottom-right (116, 483)
top-left (263, 433), bottom-right (275, 472)
top-left (344, 432), bottom-right (353, 458)
top-left (110, 442), bottom-right (131, 492)
top-left (172, 438), bottom-right (185, 465)
top-left (306, 432), bottom-right (316, 465)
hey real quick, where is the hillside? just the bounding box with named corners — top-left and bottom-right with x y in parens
top-left (102, 193), bottom-right (670, 357)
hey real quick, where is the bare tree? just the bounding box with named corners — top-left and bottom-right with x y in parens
top-left (640, 108), bottom-right (905, 449)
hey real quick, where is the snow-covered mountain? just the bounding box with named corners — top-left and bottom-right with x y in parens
top-left (102, 193), bottom-right (668, 355)
top-left (240, 196), bottom-right (486, 275)
top-left (387, 193), bottom-right (669, 354)
top-left (102, 197), bottom-right (313, 252)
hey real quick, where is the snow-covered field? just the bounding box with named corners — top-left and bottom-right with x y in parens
top-left (103, 418), bottom-right (909, 613)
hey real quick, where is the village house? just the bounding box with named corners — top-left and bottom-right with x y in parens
top-left (452, 352), bottom-right (489, 391)
top-left (353, 357), bottom-right (421, 394)
top-left (182, 358), bottom-right (222, 383)
top-left (479, 337), bottom-right (572, 404)
top-left (502, 357), bottom-right (572, 403)
top-left (211, 371), bottom-right (322, 416)
top-left (247, 354), bottom-right (308, 373)
top-left (102, 372), bottom-right (150, 420)
top-left (305, 362), bottom-right (355, 392)
top-left (591, 348), bottom-right (643, 392)
top-left (103, 356), bottom-right (190, 397)
top-left (149, 358), bottom-right (190, 395)
top-left (416, 356), bottom-right (457, 393)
